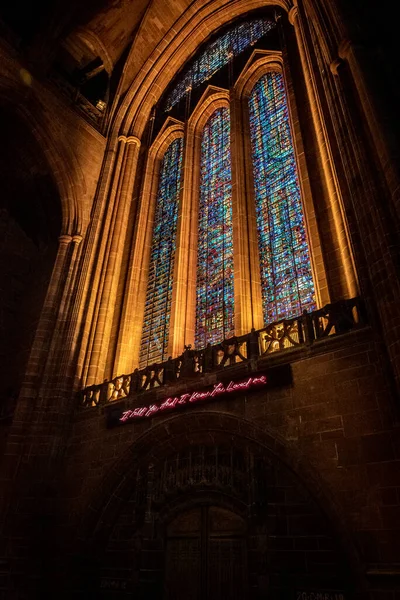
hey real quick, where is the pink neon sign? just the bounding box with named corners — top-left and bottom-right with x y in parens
top-left (119, 375), bottom-right (267, 423)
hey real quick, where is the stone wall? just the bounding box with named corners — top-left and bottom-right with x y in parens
top-left (62, 327), bottom-right (400, 598)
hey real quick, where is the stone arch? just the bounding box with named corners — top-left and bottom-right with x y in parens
top-left (112, 118), bottom-right (186, 374)
top-left (232, 48), bottom-right (329, 316)
top-left (0, 91), bottom-right (65, 413)
top-left (0, 76), bottom-right (87, 236)
top-left (113, 0), bottom-right (292, 139)
top-left (78, 411), bottom-right (364, 591)
top-left (169, 87), bottom-right (231, 354)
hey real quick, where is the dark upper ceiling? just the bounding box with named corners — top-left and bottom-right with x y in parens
top-left (0, 0), bottom-right (152, 69)
top-left (0, 0), bottom-right (397, 126)
top-left (0, 110), bottom-right (61, 245)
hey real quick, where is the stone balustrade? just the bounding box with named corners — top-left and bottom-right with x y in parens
top-left (80, 296), bottom-right (365, 408)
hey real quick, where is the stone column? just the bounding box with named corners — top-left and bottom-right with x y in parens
top-left (113, 125), bottom-right (184, 374)
top-left (338, 39), bottom-right (400, 223)
top-left (75, 138), bottom-right (125, 386)
top-left (324, 45), bottom-right (400, 395)
top-left (57, 234), bottom-right (83, 318)
top-left (42, 233), bottom-right (84, 398)
top-left (18, 234), bottom-right (73, 404)
top-left (0, 232), bottom-right (82, 529)
top-left (85, 135), bottom-right (141, 386)
top-left (288, 4), bottom-right (358, 301)
top-left (281, 42), bottom-right (330, 308)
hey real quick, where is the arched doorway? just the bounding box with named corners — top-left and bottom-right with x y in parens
top-left (165, 505), bottom-right (246, 600)
top-left (93, 434), bottom-right (355, 600)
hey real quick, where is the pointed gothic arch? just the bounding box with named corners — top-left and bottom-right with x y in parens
top-left (0, 82), bottom-right (87, 236)
top-left (232, 50), bottom-right (326, 325)
top-left (115, 119), bottom-right (185, 373)
top-left (170, 88), bottom-right (231, 355)
top-left (114, 0), bottom-right (291, 138)
top-left (110, 7), bottom-right (359, 379)
top-left (75, 410), bottom-right (364, 596)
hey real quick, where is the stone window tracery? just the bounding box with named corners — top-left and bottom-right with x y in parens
top-left (133, 25), bottom-right (322, 369)
top-left (248, 71), bottom-right (316, 323)
top-left (165, 18), bottom-right (275, 112)
top-left (195, 106), bottom-right (234, 348)
top-left (139, 137), bottom-right (183, 367)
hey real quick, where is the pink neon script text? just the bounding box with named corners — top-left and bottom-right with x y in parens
top-left (119, 375), bottom-right (267, 423)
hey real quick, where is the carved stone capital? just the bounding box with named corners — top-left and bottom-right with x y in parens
top-left (329, 58), bottom-right (344, 76)
top-left (118, 135), bottom-right (141, 147)
top-left (72, 234), bottom-right (83, 245)
top-left (58, 234), bottom-right (72, 246)
top-left (288, 5), bottom-right (298, 26)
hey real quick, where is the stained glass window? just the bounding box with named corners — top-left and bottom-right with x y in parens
top-left (248, 72), bottom-right (316, 324)
top-left (195, 107), bottom-right (234, 348)
top-left (165, 18), bottom-right (275, 111)
top-left (139, 137), bottom-right (183, 367)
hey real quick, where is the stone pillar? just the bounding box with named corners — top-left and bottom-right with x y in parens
top-left (338, 39), bottom-right (400, 223)
top-left (76, 138), bottom-right (125, 386)
top-left (58, 234), bottom-right (83, 317)
top-left (11, 231), bottom-right (85, 426)
top-left (85, 135), bottom-right (141, 385)
top-left (18, 234), bottom-right (73, 403)
top-left (42, 233), bottom-right (84, 398)
top-left (0, 232), bottom-right (84, 563)
top-left (113, 125), bottom-right (184, 374)
top-left (288, 4), bottom-right (358, 301)
top-left (323, 45), bottom-right (400, 395)
top-left (280, 42), bottom-right (330, 308)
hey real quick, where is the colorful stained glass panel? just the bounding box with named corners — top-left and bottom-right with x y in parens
top-left (195, 107), bottom-right (234, 348)
top-left (139, 137), bottom-right (183, 367)
top-left (165, 19), bottom-right (275, 111)
top-left (248, 72), bottom-right (316, 324)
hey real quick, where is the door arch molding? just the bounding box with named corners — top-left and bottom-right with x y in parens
top-left (76, 410), bottom-right (364, 591)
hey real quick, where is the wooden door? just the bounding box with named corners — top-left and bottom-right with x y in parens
top-left (164, 506), bottom-right (246, 600)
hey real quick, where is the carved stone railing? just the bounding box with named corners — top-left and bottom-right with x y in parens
top-left (80, 297), bottom-right (366, 408)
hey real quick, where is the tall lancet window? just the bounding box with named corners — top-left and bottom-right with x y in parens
top-left (139, 137), bottom-right (183, 366)
top-left (248, 72), bottom-right (316, 324)
top-left (195, 107), bottom-right (234, 348)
